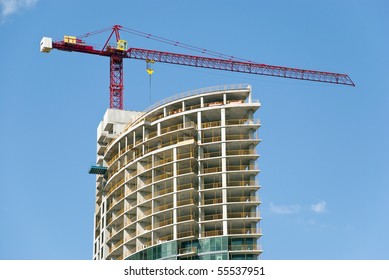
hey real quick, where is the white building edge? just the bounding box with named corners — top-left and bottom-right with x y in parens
top-left (90, 84), bottom-right (262, 260)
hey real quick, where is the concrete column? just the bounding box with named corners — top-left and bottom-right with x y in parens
top-left (151, 154), bottom-right (155, 245)
top-left (197, 111), bottom-right (202, 142)
top-left (248, 85), bottom-right (252, 103)
top-left (118, 142), bottom-right (121, 169)
top-left (197, 110), bottom-right (203, 238)
top-left (124, 136), bottom-right (128, 166)
top-left (173, 147), bottom-right (177, 240)
top-left (221, 108), bottom-right (228, 235)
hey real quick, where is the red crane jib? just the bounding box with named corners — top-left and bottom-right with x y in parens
top-left (51, 29), bottom-right (354, 110)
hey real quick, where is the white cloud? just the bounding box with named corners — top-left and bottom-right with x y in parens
top-left (311, 201), bottom-right (327, 213)
top-left (0, 0), bottom-right (37, 20)
top-left (269, 202), bottom-right (301, 214)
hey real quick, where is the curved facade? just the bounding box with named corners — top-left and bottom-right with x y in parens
top-left (92, 84), bottom-right (262, 260)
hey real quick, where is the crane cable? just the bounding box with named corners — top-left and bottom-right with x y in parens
top-left (146, 59), bottom-right (154, 104)
top-left (120, 27), bottom-right (255, 63)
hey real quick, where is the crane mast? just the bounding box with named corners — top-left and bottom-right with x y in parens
top-left (40, 25), bottom-right (354, 110)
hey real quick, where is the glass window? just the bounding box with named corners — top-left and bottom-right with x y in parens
top-left (215, 237), bottom-right (221, 251)
top-left (210, 238), bottom-right (215, 251)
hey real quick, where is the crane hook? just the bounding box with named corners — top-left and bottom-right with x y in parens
top-left (146, 59), bottom-right (154, 75)
top-left (146, 59), bottom-right (155, 104)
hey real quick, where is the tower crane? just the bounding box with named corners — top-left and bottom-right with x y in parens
top-left (40, 25), bottom-right (354, 110)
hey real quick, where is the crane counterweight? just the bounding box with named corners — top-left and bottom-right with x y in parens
top-left (40, 37), bottom-right (52, 53)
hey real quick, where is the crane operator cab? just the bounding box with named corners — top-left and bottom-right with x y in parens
top-left (117, 40), bottom-right (128, 51)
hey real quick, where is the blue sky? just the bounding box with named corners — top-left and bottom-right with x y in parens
top-left (0, 0), bottom-right (388, 260)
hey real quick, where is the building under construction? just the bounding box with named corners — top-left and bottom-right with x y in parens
top-left (90, 84), bottom-right (262, 260)
top-left (41, 25), bottom-right (353, 261)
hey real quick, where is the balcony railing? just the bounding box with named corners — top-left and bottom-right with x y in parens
top-left (177, 150), bottom-right (196, 160)
top-left (226, 149), bottom-right (255, 156)
top-left (107, 178), bottom-right (125, 196)
top-left (141, 84), bottom-right (249, 118)
top-left (202, 229), bottom-right (223, 237)
top-left (125, 247), bottom-right (137, 256)
top-left (228, 228), bottom-right (261, 235)
top-left (202, 121), bottom-right (221, 129)
top-left (177, 229), bottom-right (196, 239)
top-left (137, 208), bottom-right (152, 219)
top-left (225, 119), bottom-right (260, 126)
top-left (226, 164), bottom-right (259, 172)
top-left (154, 218), bottom-right (173, 228)
top-left (179, 247), bottom-right (198, 255)
top-left (154, 187), bottom-right (174, 197)
top-left (148, 113), bottom-right (164, 122)
top-left (202, 136), bottom-right (222, 143)
top-left (146, 130), bottom-right (158, 139)
top-left (227, 196), bottom-right (260, 203)
top-left (203, 182), bottom-right (222, 189)
top-left (202, 197), bottom-right (223, 205)
top-left (153, 173), bottom-right (173, 183)
top-left (227, 212), bottom-right (259, 219)
top-left (202, 213), bottom-right (223, 221)
top-left (154, 156), bottom-right (173, 166)
top-left (226, 134), bottom-right (259, 141)
top-left (107, 193), bottom-right (125, 212)
top-left (177, 167), bottom-right (196, 175)
top-left (202, 151), bottom-right (222, 158)
top-left (227, 180), bottom-right (259, 187)
top-left (154, 203), bottom-right (173, 213)
top-left (202, 166), bottom-right (222, 174)
top-left (153, 234), bottom-right (173, 244)
top-left (109, 239), bottom-right (124, 253)
top-left (177, 182), bottom-right (195, 191)
top-left (160, 122), bottom-right (194, 135)
top-left (177, 198), bottom-right (195, 207)
top-left (177, 214), bottom-right (195, 223)
top-left (229, 244), bottom-right (260, 251)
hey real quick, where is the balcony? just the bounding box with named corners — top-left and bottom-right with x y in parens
top-left (177, 198), bottom-right (195, 207)
top-left (154, 186), bottom-right (173, 197)
top-left (202, 197), bottom-right (223, 205)
top-left (203, 182), bottom-right (222, 189)
top-left (202, 136), bottom-right (222, 144)
top-left (226, 164), bottom-right (259, 172)
top-left (154, 218), bottom-right (173, 228)
top-left (202, 213), bottom-right (223, 221)
top-left (178, 246), bottom-right (198, 255)
top-left (226, 149), bottom-right (256, 156)
top-left (202, 121), bottom-right (221, 129)
top-left (229, 244), bottom-right (261, 251)
top-left (202, 151), bottom-right (222, 158)
top-left (228, 228), bottom-right (261, 235)
top-left (225, 119), bottom-right (260, 126)
top-left (227, 196), bottom-right (260, 203)
top-left (109, 238), bottom-right (124, 253)
top-left (154, 203), bottom-right (173, 213)
top-left (226, 134), bottom-right (259, 141)
top-left (177, 182), bottom-right (196, 191)
top-left (177, 229), bottom-right (196, 239)
top-left (202, 229), bottom-right (223, 237)
top-left (201, 166), bottom-right (222, 174)
top-left (227, 212), bottom-right (260, 219)
top-left (177, 214), bottom-right (195, 223)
